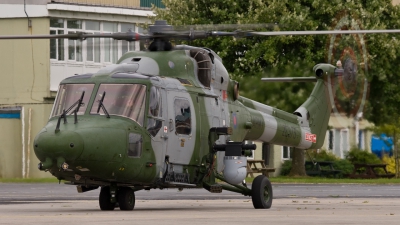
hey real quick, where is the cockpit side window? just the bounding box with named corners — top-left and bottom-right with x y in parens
top-left (147, 86), bottom-right (163, 136)
top-left (174, 98), bottom-right (191, 135)
top-left (148, 86), bottom-right (162, 117)
top-left (51, 84), bottom-right (95, 117)
top-left (90, 84), bottom-right (147, 125)
top-left (128, 133), bottom-right (143, 158)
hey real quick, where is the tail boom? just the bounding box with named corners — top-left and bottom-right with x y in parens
top-left (239, 63), bottom-right (338, 150)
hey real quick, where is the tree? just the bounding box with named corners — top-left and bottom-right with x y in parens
top-left (153, 0), bottom-right (400, 176)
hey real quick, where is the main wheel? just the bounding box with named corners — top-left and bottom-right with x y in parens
top-left (99, 186), bottom-right (116, 210)
top-left (118, 187), bottom-right (135, 211)
top-left (251, 175), bottom-right (273, 209)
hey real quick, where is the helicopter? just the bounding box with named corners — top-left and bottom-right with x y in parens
top-left (1, 20), bottom-right (398, 210)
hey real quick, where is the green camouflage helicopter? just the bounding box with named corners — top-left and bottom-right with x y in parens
top-left (1, 20), bottom-right (397, 210)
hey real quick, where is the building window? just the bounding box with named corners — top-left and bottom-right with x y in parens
top-left (282, 146), bottom-right (292, 160)
top-left (103, 22), bottom-right (118, 63)
top-left (67, 20), bottom-right (83, 61)
top-left (358, 130), bottom-right (365, 150)
top-left (341, 129), bottom-right (349, 155)
top-left (50, 19), bottom-right (65, 60)
top-left (328, 130), bottom-right (334, 151)
top-left (85, 20), bottom-right (101, 63)
top-left (121, 23), bottom-right (136, 55)
top-left (174, 98), bottom-right (191, 135)
top-left (49, 18), bottom-right (138, 64)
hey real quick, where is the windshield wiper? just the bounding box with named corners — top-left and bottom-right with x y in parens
top-left (55, 91), bottom-right (85, 132)
top-left (96, 91), bottom-right (110, 118)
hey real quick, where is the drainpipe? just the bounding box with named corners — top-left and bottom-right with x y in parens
top-left (24, 0), bottom-right (32, 29)
top-left (21, 107), bottom-right (26, 178)
top-left (27, 108), bottom-right (32, 178)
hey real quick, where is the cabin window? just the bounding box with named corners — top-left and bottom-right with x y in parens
top-left (128, 133), bottom-right (142, 158)
top-left (174, 98), bottom-right (191, 135)
top-left (90, 84), bottom-right (147, 125)
top-left (148, 86), bottom-right (162, 117)
top-left (51, 84), bottom-right (95, 117)
top-left (147, 86), bottom-right (163, 136)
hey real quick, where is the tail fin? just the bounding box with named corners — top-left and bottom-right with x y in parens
top-left (294, 63), bottom-right (338, 149)
top-left (239, 63), bottom-right (338, 150)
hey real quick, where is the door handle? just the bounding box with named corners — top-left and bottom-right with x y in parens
top-left (169, 119), bottom-right (174, 131)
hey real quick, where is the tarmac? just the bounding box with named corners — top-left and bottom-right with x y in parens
top-left (1, 183), bottom-right (400, 224)
top-left (1, 198), bottom-right (400, 224)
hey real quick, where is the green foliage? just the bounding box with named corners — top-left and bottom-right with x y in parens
top-left (306, 149), bottom-right (338, 162)
top-left (345, 147), bottom-right (382, 164)
top-left (280, 160), bottom-right (292, 176)
top-left (306, 149), bottom-right (354, 176)
top-left (153, 0), bottom-right (400, 125)
top-left (333, 160), bottom-right (354, 176)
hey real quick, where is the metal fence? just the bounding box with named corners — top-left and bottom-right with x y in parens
top-left (51, 0), bottom-right (165, 9)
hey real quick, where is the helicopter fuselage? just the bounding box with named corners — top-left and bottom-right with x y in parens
top-left (34, 45), bottom-right (337, 191)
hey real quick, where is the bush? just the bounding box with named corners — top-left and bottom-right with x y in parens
top-left (345, 147), bottom-right (382, 164)
top-left (306, 149), bottom-right (338, 162)
top-left (280, 160), bottom-right (292, 176)
top-left (333, 159), bottom-right (354, 176)
top-left (306, 149), bottom-right (354, 177)
top-left (382, 154), bottom-right (396, 174)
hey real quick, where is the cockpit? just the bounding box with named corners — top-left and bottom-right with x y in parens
top-left (51, 83), bottom-right (147, 126)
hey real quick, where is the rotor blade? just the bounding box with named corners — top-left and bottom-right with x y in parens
top-left (261, 77), bottom-right (317, 82)
top-left (174, 23), bottom-right (279, 31)
top-left (0, 33), bottom-right (86, 40)
top-left (0, 32), bottom-right (150, 41)
top-left (251, 29), bottom-right (400, 36)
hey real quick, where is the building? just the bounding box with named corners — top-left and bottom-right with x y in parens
top-left (0, 0), bottom-right (163, 178)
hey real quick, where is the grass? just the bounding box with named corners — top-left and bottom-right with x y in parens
top-left (261, 176), bottom-right (400, 184)
top-left (0, 177), bottom-right (59, 183)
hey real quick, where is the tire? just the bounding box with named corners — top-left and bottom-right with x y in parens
top-left (99, 186), bottom-right (116, 210)
top-left (251, 175), bottom-right (273, 209)
top-left (118, 187), bottom-right (135, 211)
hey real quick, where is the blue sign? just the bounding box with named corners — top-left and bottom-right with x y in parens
top-left (371, 134), bottom-right (393, 158)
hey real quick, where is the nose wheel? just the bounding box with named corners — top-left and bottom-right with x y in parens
top-left (99, 186), bottom-right (135, 211)
top-left (99, 186), bottom-right (116, 210)
top-left (251, 175), bottom-right (273, 209)
top-left (118, 187), bottom-right (135, 210)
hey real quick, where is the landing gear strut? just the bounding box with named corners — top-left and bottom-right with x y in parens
top-left (99, 186), bottom-right (136, 211)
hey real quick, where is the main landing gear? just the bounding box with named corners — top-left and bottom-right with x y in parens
top-left (99, 186), bottom-right (135, 211)
top-left (251, 175), bottom-right (273, 209)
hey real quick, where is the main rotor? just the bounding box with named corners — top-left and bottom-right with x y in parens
top-left (2, 20), bottom-right (400, 51)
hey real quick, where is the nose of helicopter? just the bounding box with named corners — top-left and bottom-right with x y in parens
top-left (33, 128), bottom-right (84, 170)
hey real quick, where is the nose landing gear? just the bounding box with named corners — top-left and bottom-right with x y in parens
top-left (99, 186), bottom-right (136, 211)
